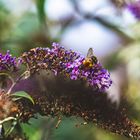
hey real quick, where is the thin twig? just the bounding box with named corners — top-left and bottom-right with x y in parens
top-left (7, 71), bottom-right (30, 95)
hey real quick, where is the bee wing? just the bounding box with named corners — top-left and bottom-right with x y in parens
top-left (87, 48), bottom-right (94, 58)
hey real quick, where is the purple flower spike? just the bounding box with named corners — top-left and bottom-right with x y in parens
top-left (0, 51), bottom-right (21, 72)
top-left (127, 0), bottom-right (140, 19)
top-left (22, 43), bottom-right (112, 92)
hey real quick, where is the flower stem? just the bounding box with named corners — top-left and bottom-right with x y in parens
top-left (6, 71), bottom-right (30, 95)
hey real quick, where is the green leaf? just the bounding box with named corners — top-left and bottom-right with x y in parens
top-left (21, 114), bottom-right (50, 140)
top-left (11, 91), bottom-right (34, 104)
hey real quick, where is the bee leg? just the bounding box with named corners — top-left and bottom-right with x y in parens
top-left (55, 116), bottom-right (62, 129)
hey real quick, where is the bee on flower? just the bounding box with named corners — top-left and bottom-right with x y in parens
top-left (83, 48), bottom-right (98, 69)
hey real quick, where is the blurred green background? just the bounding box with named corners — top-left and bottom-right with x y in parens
top-left (0, 0), bottom-right (140, 139)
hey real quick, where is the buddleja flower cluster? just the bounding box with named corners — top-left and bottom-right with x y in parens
top-left (0, 50), bottom-right (21, 72)
top-left (22, 43), bottom-right (112, 91)
top-left (127, 0), bottom-right (140, 19)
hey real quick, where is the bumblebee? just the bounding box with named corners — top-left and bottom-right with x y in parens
top-left (83, 48), bottom-right (97, 68)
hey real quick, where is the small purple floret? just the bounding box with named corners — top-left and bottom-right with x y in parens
top-left (0, 50), bottom-right (21, 72)
top-left (127, 1), bottom-right (140, 19)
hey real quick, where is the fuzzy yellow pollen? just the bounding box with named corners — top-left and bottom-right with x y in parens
top-left (83, 59), bottom-right (93, 68)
